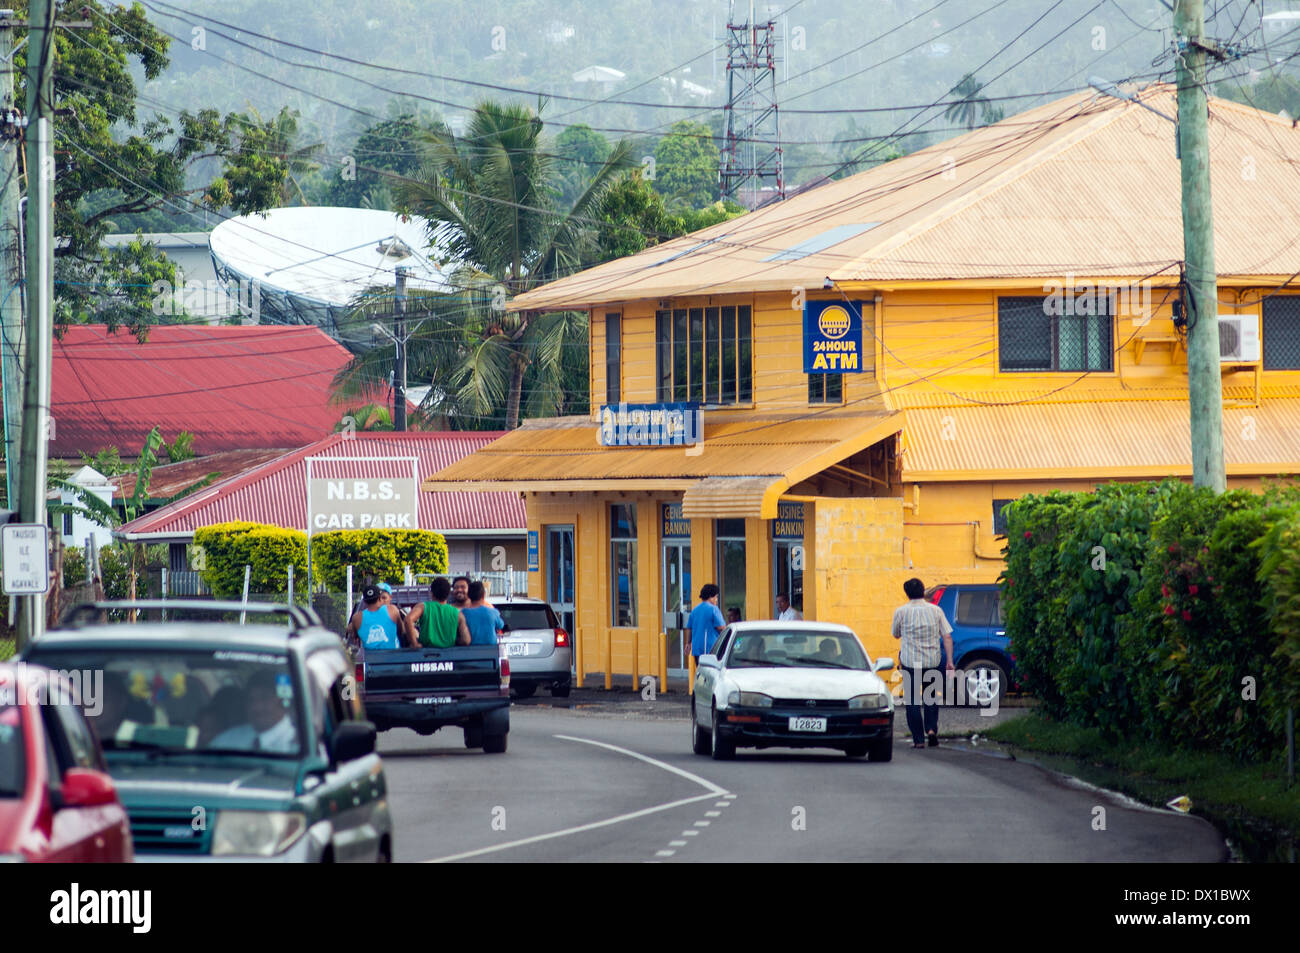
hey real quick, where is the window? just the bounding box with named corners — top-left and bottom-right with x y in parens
top-left (1263, 297), bottom-right (1300, 369)
top-left (716, 519), bottom-right (746, 620)
top-left (655, 305), bottom-right (752, 405)
top-left (992, 498), bottom-right (1014, 536)
top-left (610, 504), bottom-right (638, 627)
top-left (998, 296), bottom-right (1113, 372)
top-left (808, 373), bottom-right (843, 404)
top-left (955, 589), bottom-right (999, 627)
top-left (605, 313), bottom-right (621, 404)
top-left (62, 512), bottom-right (73, 536)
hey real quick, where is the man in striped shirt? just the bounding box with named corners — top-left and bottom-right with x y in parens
top-left (891, 577), bottom-right (954, 749)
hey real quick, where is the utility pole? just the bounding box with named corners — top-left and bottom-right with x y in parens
top-left (0, 11), bottom-right (24, 511)
top-left (1175, 0), bottom-right (1226, 492)
top-left (16, 0), bottom-right (55, 648)
top-left (393, 265), bottom-right (407, 432)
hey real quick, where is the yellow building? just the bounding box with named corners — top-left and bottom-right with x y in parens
top-left (424, 87), bottom-right (1300, 680)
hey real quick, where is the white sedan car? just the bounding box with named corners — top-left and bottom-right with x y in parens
top-left (691, 621), bottom-right (895, 761)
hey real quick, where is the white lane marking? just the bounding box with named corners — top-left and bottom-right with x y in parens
top-left (705, 810), bottom-right (721, 817)
top-left (669, 840), bottom-right (687, 846)
top-left (553, 734), bottom-right (730, 797)
top-left (423, 734), bottom-right (730, 863)
top-left (694, 820), bottom-right (711, 827)
top-left (724, 794), bottom-right (737, 799)
top-left (714, 801), bottom-right (731, 807)
top-left (682, 830), bottom-right (700, 837)
top-left (655, 850), bottom-right (675, 857)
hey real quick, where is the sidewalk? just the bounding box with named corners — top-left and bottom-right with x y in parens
top-left (514, 673), bottom-right (1035, 734)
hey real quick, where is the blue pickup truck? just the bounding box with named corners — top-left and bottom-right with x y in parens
top-left (349, 629), bottom-right (511, 753)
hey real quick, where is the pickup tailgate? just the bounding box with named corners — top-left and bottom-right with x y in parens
top-left (360, 645), bottom-right (502, 696)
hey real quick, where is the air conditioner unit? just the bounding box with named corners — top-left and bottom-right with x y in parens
top-left (1219, 314), bottom-right (1261, 362)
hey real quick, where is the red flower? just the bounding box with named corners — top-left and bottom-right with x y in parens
top-left (1024, 531), bottom-right (1032, 539)
top-left (1164, 604), bottom-right (1176, 615)
top-left (1161, 584), bottom-right (1170, 597)
top-left (1188, 584), bottom-right (1198, 595)
top-left (1182, 610), bottom-right (1192, 621)
top-left (1168, 544), bottom-right (1178, 553)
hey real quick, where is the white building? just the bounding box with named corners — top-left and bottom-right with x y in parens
top-left (57, 466), bottom-right (115, 551)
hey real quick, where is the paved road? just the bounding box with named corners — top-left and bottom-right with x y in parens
top-left (379, 707), bottom-right (1227, 863)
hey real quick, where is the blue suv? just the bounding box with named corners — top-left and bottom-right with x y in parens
top-left (924, 584), bottom-right (1014, 706)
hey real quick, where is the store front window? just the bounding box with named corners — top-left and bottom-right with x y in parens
top-left (610, 504), bottom-right (637, 626)
top-left (772, 502), bottom-right (805, 617)
top-left (715, 518), bottom-right (747, 621)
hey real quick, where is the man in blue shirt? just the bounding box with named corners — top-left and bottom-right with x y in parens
top-left (462, 580), bottom-right (504, 645)
top-left (687, 584), bottom-right (726, 661)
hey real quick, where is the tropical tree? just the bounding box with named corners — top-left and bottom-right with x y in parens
top-left (944, 74), bottom-right (992, 130)
top-left (653, 120), bottom-right (720, 209)
top-left (334, 99), bottom-right (634, 430)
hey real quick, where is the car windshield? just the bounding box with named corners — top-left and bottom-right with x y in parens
top-left (726, 630), bottom-right (869, 670)
top-left (27, 649), bottom-right (302, 758)
top-left (497, 605), bottom-right (555, 632)
top-left (0, 700), bottom-right (23, 797)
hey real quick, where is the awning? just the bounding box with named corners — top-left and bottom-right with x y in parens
top-left (901, 398), bottom-right (1300, 481)
top-left (423, 412), bottom-right (903, 519)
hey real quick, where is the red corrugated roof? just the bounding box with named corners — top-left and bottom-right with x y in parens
top-left (52, 324), bottom-right (397, 457)
top-left (117, 432), bottom-right (525, 540)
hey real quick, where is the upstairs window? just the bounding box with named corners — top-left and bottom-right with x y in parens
top-left (655, 305), bottom-right (752, 405)
top-left (808, 373), bottom-right (843, 404)
top-left (998, 295), bottom-right (1113, 372)
top-left (1263, 296), bottom-right (1300, 370)
top-left (605, 313), bottom-right (621, 404)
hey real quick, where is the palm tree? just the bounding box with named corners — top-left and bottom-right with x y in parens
top-left (333, 100), bottom-right (632, 430)
top-left (945, 74), bottom-right (992, 131)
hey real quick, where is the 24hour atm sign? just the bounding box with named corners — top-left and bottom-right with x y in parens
top-left (803, 300), bottom-right (865, 373)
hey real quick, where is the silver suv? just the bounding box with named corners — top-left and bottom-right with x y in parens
top-left (496, 597), bottom-right (572, 698)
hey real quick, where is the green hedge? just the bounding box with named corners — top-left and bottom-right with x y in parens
top-left (310, 529), bottom-right (448, 591)
top-left (1003, 479), bottom-right (1300, 761)
top-left (193, 522), bottom-right (314, 599)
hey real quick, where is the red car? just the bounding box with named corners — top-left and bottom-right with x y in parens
top-left (0, 663), bottom-right (132, 862)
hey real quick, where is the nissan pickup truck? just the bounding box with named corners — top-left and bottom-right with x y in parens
top-left (348, 590), bottom-right (511, 753)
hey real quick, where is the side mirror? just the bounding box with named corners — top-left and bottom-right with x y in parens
top-left (873, 658), bottom-right (895, 673)
top-left (59, 768), bottom-right (119, 808)
top-left (697, 654), bottom-right (720, 670)
top-left (331, 721), bottom-right (377, 763)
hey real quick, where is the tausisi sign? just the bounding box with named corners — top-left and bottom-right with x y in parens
top-left (598, 402), bottom-right (702, 446)
top-left (305, 458), bottom-right (420, 534)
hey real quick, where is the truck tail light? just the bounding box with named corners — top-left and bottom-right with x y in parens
top-left (500, 656), bottom-right (510, 688)
top-left (554, 627), bottom-right (569, 648)
top-left (928, 586), bottom-right (946, 605)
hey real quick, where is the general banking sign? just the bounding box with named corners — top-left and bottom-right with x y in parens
top-left (803, 300), bottom-right (866, 373)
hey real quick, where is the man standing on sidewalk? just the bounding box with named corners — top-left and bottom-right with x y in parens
top-left (891, 578), bottom-right (954, 749)
top-left (687, 584), bottom-right (726, 663)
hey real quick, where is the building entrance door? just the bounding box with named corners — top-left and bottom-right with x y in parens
top-left (546, 525), bottom-right (575, 640)
top-left (662, 541), bottom-right (691, 675)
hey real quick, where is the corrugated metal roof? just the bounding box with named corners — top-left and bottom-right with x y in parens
top-left (424, 413), bottom-right (903, 518)
top-left (114, 449), bottom-right (288, 501)
top-left (508, 86), bottom-right (1300, 310)
top-left (118, 432), bottom-right (525, 540)
top-left (51, 324), bottom-right (399, 457)
top-left (423, 413), bottom-right (901, 485)
top-left (902, 401), bottom-right (1300, 480)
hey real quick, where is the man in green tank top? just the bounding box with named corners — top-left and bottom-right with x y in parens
top-left (407, 577), bottom-right (471, 648)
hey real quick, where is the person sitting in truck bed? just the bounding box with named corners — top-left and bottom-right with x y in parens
top-left (346, 585), bottom-right (412, 650)
top-left (461, 580), bottom-right (504, 645)
top-left (407, 577), bottom-right (471, 648)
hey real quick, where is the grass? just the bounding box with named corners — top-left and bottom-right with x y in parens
top-left (985, 711), bottom-right (1300, 859)
top-left (0, 637), bottom-right (12, 662)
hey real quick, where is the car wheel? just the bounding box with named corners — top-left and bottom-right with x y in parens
top-left (962, 658), bottom-right (1008, 708)
top-left (691, 700), bottom-right (712, 756)
top-left (710, 705), bottom-right (735, 760)
top-left (551, 681), bottom-right (571, 698)
top-left (512, 682), bottom-right (537, 699)
top-left (483, 732), bottom-right (508, 754)
top-left (844, 744), bottom-right (868, 758)
top-left (464, 722), bottom-right (484, 749)
top-left (867, 733), bottom-right (893, 762)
